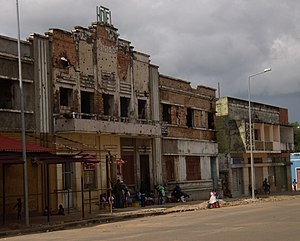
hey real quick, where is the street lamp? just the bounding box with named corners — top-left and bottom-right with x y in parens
top-left (248, 68), bottom-right (271, 199)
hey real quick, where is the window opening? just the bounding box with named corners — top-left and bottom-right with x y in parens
top-left (138, 99), bottom-right (147, 119)
top-left (120, 97), bottom-right (130, 117)
top-left (162, 104), bottom-right (171, 124)
top-left (0, 79), bottom-right (13, 109)
top-left (103, 94), bottom-right (114, 116)
top-left (60, 87), bottom-right (72, 107)
top-left (81, 91), bottom-right (94, 119)
top-left (186, 108), bottom-right (194, 127)
top-left (208, 112), bottom-right (214, 129)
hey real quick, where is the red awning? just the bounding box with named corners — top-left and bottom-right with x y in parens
top-left (0, 135), bottom-right (53, 152)
top-left (31, 152), bottom-right (99, 164)
top-left (0, 136), bottom-right (99, 164)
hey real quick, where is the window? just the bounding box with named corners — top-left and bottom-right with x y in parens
top-left (81, 91), bottom-right (94, 118)
top-left (84, 163), bottom-right (96, 189)
top-left (186, 108), bottom-right (194, 127)
top-left (186, 156), bottom-right (201, 180)
top-left (254, 129), bottom-right (261, 141)
top-left (200, 110), bottom-right (206, 128)
top-left (138, 99), bottom-right (147, 119)
top-left (62, 163), bottom-right (72, 190)
top-left (60, 87), bottom-right (72, 107)
top-left (0, 79), bottom-right (13, 109)
top-left (103, 94), bottom-right (114, 116)
top-left (162, 104), bottom-right (171, 124)
top-left (120, 97), bottom-right (130, 117)
top-left (208, 112), bottom-right (214, 129)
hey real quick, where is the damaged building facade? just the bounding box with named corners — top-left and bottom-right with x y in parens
top-left (216, 97), bottom-right (294, 197)
top-left (29, 9), bottom-right (162, 211)
top-left (160, 75), bottom-right (219, 199)
top-left (1, 6), bottom-right (219, 217)
top-left (0, 35), bottom-right (60, 217)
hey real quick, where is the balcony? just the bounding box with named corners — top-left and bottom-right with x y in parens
top-left (280, 142), bottom-right (294, 152)
top-left (54, 113), bottom-right (162, 137)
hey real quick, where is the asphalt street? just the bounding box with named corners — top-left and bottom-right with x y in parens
top-left (4, 196), bottom-right (300, 241)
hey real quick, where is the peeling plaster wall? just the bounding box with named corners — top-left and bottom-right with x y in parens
top-left (159, 74), bottom-right (219, 197)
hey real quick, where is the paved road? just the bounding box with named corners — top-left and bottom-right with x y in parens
top-left (5, 197), bottom-right (300, 241)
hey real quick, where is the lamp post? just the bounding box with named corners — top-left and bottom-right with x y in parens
top-left (16, 0), bottom-right (29, 225)
top-left (248, 68), bottom-right (271, 199)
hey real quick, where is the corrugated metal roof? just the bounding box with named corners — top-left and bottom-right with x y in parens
top-left (0, 135), bottom-right (52, 152)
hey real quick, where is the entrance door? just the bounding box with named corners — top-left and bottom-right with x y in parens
top-left (140, 155), bottom-right (150, 194)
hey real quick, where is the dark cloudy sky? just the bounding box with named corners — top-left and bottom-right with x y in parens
top-left (1, 0), bottom-right (300, 122)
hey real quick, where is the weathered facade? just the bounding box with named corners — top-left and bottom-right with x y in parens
top-left (0, 35), bottom-right (58, 217)
top-left (216, 97), bottom-right (293, 197)
top-left (159, 75), bottom-right (219, 199)
top-left (28, 10), bottom-right (162, 211)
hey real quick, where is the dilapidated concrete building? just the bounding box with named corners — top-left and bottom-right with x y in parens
top-left (216, 97), bottom-right (293, 197)
top-left (0, 35), bottom-right (60, 217)
top-left (0, 6), bottom-right (221, 218)
top-left (29, 8), bottom-right (162, 211)
top-left (159, 75), bottom-right (219, 199)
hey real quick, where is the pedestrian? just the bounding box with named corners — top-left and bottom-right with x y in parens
top-left (155, 184), bottom-right (166, 205)
top-left (14, 198), bottom-right (22, 220)
top-left (58, 204), bottom-right (65, 215)
top-left (140, 180), bottom-right (147, 207)
top-left (113, 179), bottom-right (123, 208)
top-left (293, 179), bottom-right (297, 191)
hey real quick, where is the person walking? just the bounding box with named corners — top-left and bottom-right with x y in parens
top-left (14, 198), bottom-right (22, 220)
top-left (140, 180), bottom-right (147, 207)
top-left (293, 179), bottom-right (297, 191)
top-left (113, 179), bottom-right (124, 208)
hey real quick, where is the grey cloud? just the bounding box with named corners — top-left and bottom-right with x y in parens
top-left (1, 0), bottom-right (300, 121)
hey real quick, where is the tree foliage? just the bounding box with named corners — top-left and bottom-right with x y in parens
top-left (290, 122), bottom-right (300, 152)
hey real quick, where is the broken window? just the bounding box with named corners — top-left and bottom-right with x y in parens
top-left (186, 156), bottom-right (201, 180)
top-left (120, 97), bottom-right (130, 117)
top-left (208, 112), bottom-right (215, 129)
top-left (60, 56), bottom-right (69, 68)
top-left (186, 108), bottom-right (194, 127)
top-left (103, 94), bottom-right (114, 116)
top-left (0, 79), bottom-right (13, 109)
top-left (59, 87), bottom-right (72, 107)
top-left (162, 104), bottom-right (171, 124)
top-left (81, 91), bottom-right (94, 118)
top-left (138, 99), bottom-right (147, 119)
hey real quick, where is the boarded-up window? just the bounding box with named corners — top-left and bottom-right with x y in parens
top-left (165, 156), bottom-right (175, 181)
top-left (186, 156), bottom-right (201, 180)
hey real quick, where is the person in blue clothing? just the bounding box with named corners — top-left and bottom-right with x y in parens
top-left (140, 180), bottom-right (147, 207)
top-left (172, 184), bottom-right (189, 202)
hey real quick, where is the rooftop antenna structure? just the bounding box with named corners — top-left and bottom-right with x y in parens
top-left (97, 6), bottom-right (112, 25)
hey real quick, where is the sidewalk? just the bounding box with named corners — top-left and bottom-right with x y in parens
top-left (0, 200), bottom-right (207, 238)
top-left (1, 192), bottom-right (299, 238)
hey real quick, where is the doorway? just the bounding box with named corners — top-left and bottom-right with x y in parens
top-left (140, 155), bottom-right (150, 194)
